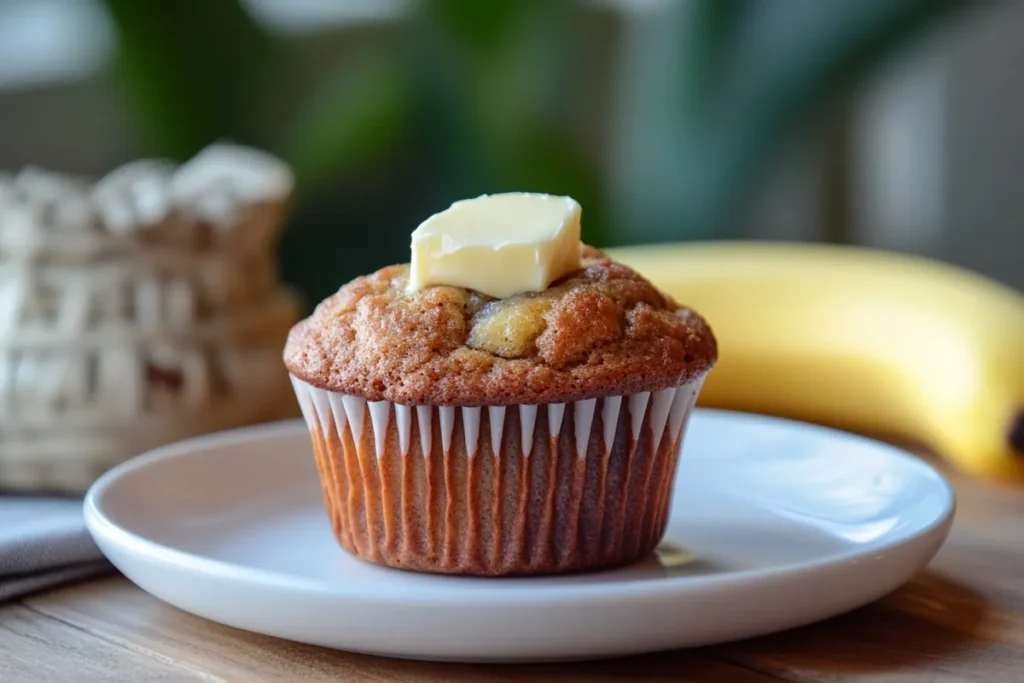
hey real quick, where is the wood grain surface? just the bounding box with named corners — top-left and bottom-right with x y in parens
top-left (2, 449), bottom-right (1022, 683)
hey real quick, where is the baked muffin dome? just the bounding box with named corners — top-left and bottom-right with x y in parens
top-left (284, 245), bottom-right (716, 406)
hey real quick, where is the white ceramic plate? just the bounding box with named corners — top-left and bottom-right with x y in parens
top-left (85, 410), bottom-right (955, 663)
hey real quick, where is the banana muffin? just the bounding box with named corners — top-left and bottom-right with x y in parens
top-left (285, 242), bottom-right (717, 576)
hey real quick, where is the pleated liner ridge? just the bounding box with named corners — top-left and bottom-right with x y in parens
top-left (290, 375), bottom-right (704, 576)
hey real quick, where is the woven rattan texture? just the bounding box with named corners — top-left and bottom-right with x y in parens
top-left (0, 145), bottom-right (301, 492)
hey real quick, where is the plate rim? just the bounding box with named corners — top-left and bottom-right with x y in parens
top-left (85, 409), bottom-right (957, 607)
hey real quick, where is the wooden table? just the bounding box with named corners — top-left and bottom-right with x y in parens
top-left (2, 451), bottom-right (1022, 682)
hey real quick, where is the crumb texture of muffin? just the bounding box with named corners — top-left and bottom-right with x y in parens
top-left (285, 245), bottom-right (716, 406)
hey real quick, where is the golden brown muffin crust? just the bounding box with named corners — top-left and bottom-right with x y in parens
top-left (284, 245), bottom-right (717, 405)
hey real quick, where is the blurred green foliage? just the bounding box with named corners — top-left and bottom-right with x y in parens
top-left (99, 0), bottom-right (964, 307)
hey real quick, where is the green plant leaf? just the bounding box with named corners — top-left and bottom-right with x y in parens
top-left (405, 0), bottom-right (590, 207)
top-left (608, 0), bottom-right (741, 243)
top-left (100, 0), bottom-right (276, 159)
top-left (276, 56), bottom-right (410, 197)
top-left (609, 0), bottom-right (968, 244)
top-left (420, 0), bottom-right (554, 57)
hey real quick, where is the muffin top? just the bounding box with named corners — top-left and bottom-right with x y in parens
top-left (284, 245), bottom-right (716, 406)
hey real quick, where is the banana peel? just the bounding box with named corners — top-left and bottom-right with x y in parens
top-left (608, 241), bottom-right (1024, 482)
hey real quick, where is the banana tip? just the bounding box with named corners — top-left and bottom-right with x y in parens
top-left (1010, 410), bottom-right (1024, 455)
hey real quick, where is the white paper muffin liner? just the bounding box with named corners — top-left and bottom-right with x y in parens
top-left (290, 374), bottom-right (705, 576)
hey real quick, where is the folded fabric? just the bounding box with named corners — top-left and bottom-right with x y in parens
top-left (0, 496), bottom-right (112, 602)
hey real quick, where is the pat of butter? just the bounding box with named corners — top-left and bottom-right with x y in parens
top-left (409, 193), bottom-right (582, 299)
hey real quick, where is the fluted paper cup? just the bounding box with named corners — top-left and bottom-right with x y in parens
top-left (290, 375), bottom-right (705, 576)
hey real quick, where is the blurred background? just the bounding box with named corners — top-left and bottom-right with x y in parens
top-left (0, 0), bottom-right (1020, 308)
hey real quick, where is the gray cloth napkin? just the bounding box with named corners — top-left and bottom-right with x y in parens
top-left (0, 496), bottom-right (112, 602)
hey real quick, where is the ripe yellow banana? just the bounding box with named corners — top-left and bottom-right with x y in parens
top-left (608, 241), bottom-right (1024, 482)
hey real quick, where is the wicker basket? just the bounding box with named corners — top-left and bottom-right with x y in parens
top-left (0, 144), bottom-right (301, 492)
